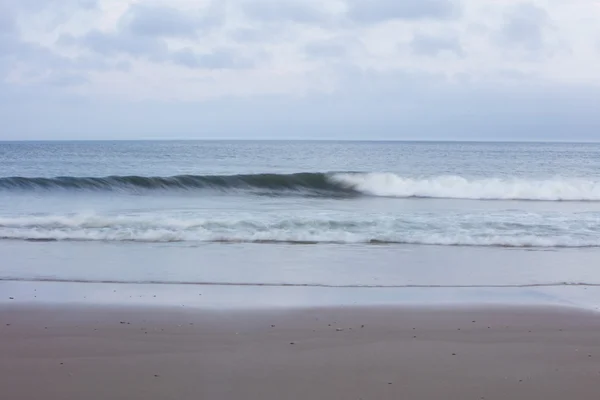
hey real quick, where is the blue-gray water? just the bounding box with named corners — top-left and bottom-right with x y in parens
top-left (1, 141), bottom-right (600, 292)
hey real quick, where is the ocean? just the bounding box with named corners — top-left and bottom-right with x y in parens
top-left (2, 141), bottom-right (600, 298)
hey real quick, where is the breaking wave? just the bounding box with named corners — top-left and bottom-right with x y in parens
top-left (1, 213), bottom-right (599, 247)
top-left (2, 172), bottom-right (600, 201)
top-left (329, 173), bottom-right (600, 201)
top-left (0, 173), bottom-right (600, 201)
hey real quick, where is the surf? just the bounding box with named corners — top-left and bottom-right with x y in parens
top-left (2, 172), bottom-right (600, 201)
top-left (1, 212), bottom-right (599, 248)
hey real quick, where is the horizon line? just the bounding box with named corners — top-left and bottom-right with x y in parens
top-left (1, 138), bottom-right (599, 144)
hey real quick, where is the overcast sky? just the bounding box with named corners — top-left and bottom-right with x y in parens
top-left (1, 0), bottom-right (599, 141)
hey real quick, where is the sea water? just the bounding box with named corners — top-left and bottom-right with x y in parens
top-left (1, 141), bottom-right (600, 293)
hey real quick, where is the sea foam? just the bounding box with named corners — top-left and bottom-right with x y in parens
top-left (331, 173), bottom-right (600, 201)
top-left (1, 212), bottom-right (598, 247)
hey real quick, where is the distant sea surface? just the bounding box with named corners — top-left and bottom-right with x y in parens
top-left (2, 141), bottom-right (600, 289)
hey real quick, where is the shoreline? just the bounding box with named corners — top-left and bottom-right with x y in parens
top-left (3, 279), bottom-right (600, 312)
top-left (2, 303), bottom-right (600, 399)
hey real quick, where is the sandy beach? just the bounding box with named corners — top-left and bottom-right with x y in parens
top-left (1, 303), bottom-right (599, 400)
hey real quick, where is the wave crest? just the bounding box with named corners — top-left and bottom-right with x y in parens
top-left (0, 173), bottom-right (353, 197)
top-left (332, 173), bottom-right (600, 201)
top-left (2, 172), bottom-right (600, 201)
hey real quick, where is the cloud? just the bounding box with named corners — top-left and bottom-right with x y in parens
top-left (43, 71), bottom-right (89, 87)
top-left (0, 36), bottom-right (106, 90)
top-left (64, 30), bottom-right (167, 59)
top-left (346, 0), bottom-right (460, 23)
top-left (1, 0), bottom-right (97, 12)
top-left (1, 0), bottom-right (99, 31)
top-left (171, 48), bottom-right (250, 69)
top-left (498, 2), bottom-right (549, 51)
top-left (4, 77), bottom-right (600, 141)
top-left (303, 37), bottom-right (362, 61)
top-left (2, 30), bottom-right (109, 77)
top-left (2, 0), bottom-right (600, 141)
top-left (410, 32), bottom-right (464, 57)
top-left (305, 41), bottom-right (348, 59)
top-left (241, 0), bottom-right (328, 23)
top-left (119, 4), bottom-right (202, 38)
top-left (58, 3), bottom-right (243, 70)
top-left (77, 0), bottom-right (98, 10)
top-left (230, 27), bottom-right (276, 43)
top-left (0, 7), bottom-right (16, 35)
top-left (63, 30), bottom-right (249, 70)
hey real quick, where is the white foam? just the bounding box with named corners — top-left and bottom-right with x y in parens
top-left (1, 213), bottom-right (599, 247)
top-left (330, 173), bottom-right (600, 201)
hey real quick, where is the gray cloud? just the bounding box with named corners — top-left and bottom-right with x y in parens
top-left (0, 7), bottom-right (16, 35)
top-left (229, 23), bottom-right (296, 45)
top-left (1, 0), bottom-right (97, 12)
top-left (498, 2), bottom-right (549, 51)
top-left (4, 77), bottom-right (600, 141)
top-left (62, 31), bottom-right (249, 70)
top-left (2, 0), bottom-right (600, 142)
top-left (230, 28), bottom-right (275, 43)
top-left (304, 40), bottom-right (349, 59)
top-left (1, 28), bottom-right (110, 83)
top-left (120, 4), bottom-right (201, 38)
top-left (43, 71), bottom-right (89, 87)
top-left (241, 0), bottom-right (327, 23)
top-left (0, 33), bottom-right (108, 91)
top-left (63, 30), bottom-right (168, 59)
top-left (171, 48), bottom-right (250, 69)
top-left (59, 3), bottom-right (243, 70)
top-left (77, 0), bottom-right (98, 10)
top-left (0, 1), bottom-right (125, 87)
top-left (410, 33), bottom-right (464, 57)
top-left (1, 0), bottom-right (99, 31)
top-left (346, 0), bottom-right (460, 23)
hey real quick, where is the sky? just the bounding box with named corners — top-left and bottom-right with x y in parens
top-left (1, 0), bottom-right (600, 141)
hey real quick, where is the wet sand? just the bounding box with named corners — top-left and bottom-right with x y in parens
top-left (1, 304), bottom-right (600, 400)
